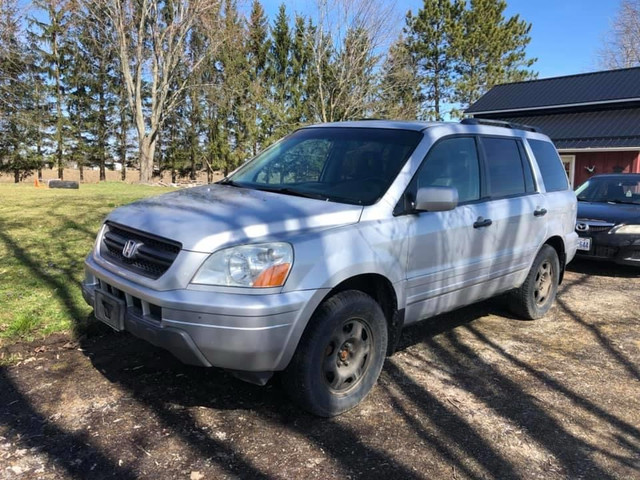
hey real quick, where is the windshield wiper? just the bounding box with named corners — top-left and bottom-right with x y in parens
top-left (253, 186), bottom-right (330, 201)
top-left (217, 178), bottom-right (242, 188)
top-left (607, 199), bottom-right (639, 205)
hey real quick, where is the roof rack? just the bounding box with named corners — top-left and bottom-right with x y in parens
top-left (460, 117), bottom-right (543, 133)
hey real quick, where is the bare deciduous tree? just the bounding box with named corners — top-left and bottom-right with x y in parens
top-left (598, 0), bottom-right (640, 69)
top-left (309, 0), bottom-right (398, 122)
top-left (88, 0), bottom-right (222, 183)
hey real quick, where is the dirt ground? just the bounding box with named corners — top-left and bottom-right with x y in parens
top-left (1, 259), bottom-right (639, 480)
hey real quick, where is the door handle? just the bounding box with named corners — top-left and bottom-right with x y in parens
top-left (473, 217), bottom-right (492, 228)
top-left (534, 207), bottom-right (548, 217)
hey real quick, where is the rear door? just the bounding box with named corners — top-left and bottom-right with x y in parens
top-left (477, 136), bottom-right (547, 277)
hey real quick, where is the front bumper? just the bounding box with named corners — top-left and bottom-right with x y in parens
top-left (575, 232), bottom-right (640, 266)
top-left (82, 254), bottom-right (328, 372)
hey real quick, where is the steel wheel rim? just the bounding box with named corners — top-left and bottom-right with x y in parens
top-left (322, 317), bottom-right (373, 394)
top-left (534, 260), bottom-right (553, 306)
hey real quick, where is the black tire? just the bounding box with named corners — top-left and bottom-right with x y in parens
top-left (509, 245), bottom-right (560, 320)
top-left (48, 180), bottom-right (79, 189)
top-left (282, 290), bottom-right (388, 417)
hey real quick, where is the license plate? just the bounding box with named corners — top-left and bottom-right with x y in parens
top-left (577, 237), bottom-right (592, 251)
top-left (94, 290), bottom-right (125, 331)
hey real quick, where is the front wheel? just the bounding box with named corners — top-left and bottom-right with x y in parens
top-left (282, 290), bottom-right (388, 417)
top-left (509, 244), bottom-right (560, 320)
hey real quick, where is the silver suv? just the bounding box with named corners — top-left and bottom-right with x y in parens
top-left (82, 119), bottom-right (578, 416)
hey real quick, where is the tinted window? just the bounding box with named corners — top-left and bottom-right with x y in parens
top-left (415, 137), bottom-right (480, 203)
top-left (575, 176), bottom-right (640, 204)
top-left (230, 128), bottom-right (422, 205)
top-left (481, 137), bottom-right (526, 197)
top-left (528, 139), bottom-right (569, 192)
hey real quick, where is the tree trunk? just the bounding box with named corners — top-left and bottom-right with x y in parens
top-left (14, 170), bottom-right (19, 183)
top-left (190, 147), bottom-right (196, 181)
top-left (139, 136), bottom-right (156, 183)
top-left (120, 106), bottom-right (127, 181)
top-left (79, 162), bottom-right (84, 181)
top-left (54, 31), bottom-right (64, 180)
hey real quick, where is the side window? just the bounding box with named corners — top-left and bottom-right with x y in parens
top-left (481, 137), bottom-right (526, 198)
top-left (528, 139), bottom-right (570, 192)
top-left (415, 137), bottom-right (480, 203)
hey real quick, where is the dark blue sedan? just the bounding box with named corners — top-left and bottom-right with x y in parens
top-left (575, 174), bottom-right (640, 266)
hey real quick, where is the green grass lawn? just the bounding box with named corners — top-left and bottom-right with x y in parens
top-left (0, 182), bottom-right (175, 344)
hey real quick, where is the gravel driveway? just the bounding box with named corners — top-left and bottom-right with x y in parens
top-left (1, 259), bottom-right (639, 479)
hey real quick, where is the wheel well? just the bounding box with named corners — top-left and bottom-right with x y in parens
top-left (544, 236), bottom-right (566, 284)
top-left (326, 274), bottom-right (402, 356)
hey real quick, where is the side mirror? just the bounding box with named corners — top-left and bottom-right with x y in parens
top-left (414, 186), bottom-right (458, 212)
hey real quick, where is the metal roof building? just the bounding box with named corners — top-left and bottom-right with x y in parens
top-left (466, 67), bottom-right (640, 187)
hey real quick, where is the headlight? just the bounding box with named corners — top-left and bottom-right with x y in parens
top-left (191, 242), bottom-right (293, 287)
top-left (612, 224), bottom-right (640, 235)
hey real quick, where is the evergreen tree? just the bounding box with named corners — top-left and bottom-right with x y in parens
top-left (379, 37), bottom-right (423, 120)
top-left (0, 0), bottom-right (41, 182)
top-left (265, 3), bottom-right (291, 141)
top-left (454, 0), bottom-right (536, 113)
top-left (30, 0), bottom-right (72, 179)
top-left (289, 14), bottom-right (312, 125)
top-left (66, 7), bottom-right (118, 181)
top-left (203, 0), bottom-right (250, 176)
top-left (405, 0), bottom-right (463, 120)
top-left (246, 0), bottom-right (269, 155)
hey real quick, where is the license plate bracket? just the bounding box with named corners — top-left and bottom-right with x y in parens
top-left (94, 290), bottom-right (125, 331)
top-left (577, 237), bottom-right (592, 251)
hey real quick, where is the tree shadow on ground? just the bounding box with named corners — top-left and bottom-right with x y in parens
top-left (1, 219), bottom-right (637, 478)
top-left (0, 368), bottom-right (138, 480)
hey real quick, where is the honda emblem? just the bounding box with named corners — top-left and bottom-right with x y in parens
top-left (122, 239), bottom-right (140, 259)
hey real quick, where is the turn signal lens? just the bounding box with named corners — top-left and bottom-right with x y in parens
top-left (253, 263), bottom-right (292, 287)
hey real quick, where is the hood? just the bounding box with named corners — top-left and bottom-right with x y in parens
top-left (577, 201), bottom-right (640, 225)
top-left (106, 184), bottom-right (363, 252)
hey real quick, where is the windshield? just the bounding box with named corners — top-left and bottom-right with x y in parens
top-left (575, 176), bottom-right (640, 204)
top-left (226, 127), bottom-right (423, 205)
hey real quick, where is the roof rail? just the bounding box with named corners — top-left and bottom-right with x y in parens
top-left (460, 117), bottom-right (543, 133)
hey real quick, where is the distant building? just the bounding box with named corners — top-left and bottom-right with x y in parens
top-left (466, 67), bottom-right (640, 188)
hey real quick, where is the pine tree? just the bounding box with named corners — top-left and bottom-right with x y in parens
top-left (405, 0), bottom-right (464, 120)
top-left (454, 0), bottom-right (536, 113)
top-left (290, 14), bottom-right (312, 125)
top-left (30, 0), bottom-right (72, 179)
top-left (0, 0), bottom-right (41, 182)
top-left (379, 37), bottom-right (423, 120)
top-left (246, 0), bottom-right (269, 155)
top-left (265, 3), bottom-right (291, 141)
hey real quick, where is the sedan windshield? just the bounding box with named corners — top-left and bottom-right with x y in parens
top-left (576, 176), bottom-right (640, 204)
top-left (225, 127), bottom-right (423, 205)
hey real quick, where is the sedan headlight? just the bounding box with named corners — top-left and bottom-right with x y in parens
top-left (191, 242), bottom-right (293, 288)
top-left (612, 224), bottom-right (640, 235)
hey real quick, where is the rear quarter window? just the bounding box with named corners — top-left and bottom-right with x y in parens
top-left (528, 139), bottom-right (569, 192)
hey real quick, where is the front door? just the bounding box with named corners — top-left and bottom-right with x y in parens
top-left (404, 136), bottom-right (494, 323)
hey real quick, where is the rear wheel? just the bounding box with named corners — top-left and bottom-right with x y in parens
top-left (509, 245), bottom-right (560, 320)
top-left (282, 290), bottom-right (387, 417)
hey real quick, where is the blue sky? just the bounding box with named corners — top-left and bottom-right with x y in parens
top-left (260, 0), bottom-right (621, 80)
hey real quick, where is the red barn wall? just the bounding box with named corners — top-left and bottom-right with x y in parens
top-left (572, 151), bottom-right (640, 186)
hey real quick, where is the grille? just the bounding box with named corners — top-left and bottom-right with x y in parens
top-left (100, 222), bottom-right (181, 279)
top-left (97, 279), bottom-right (162, 322)
top-left (593, 246), bottom-right (618, 258)
top-left (587, 225), bottom-right (613, 233)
